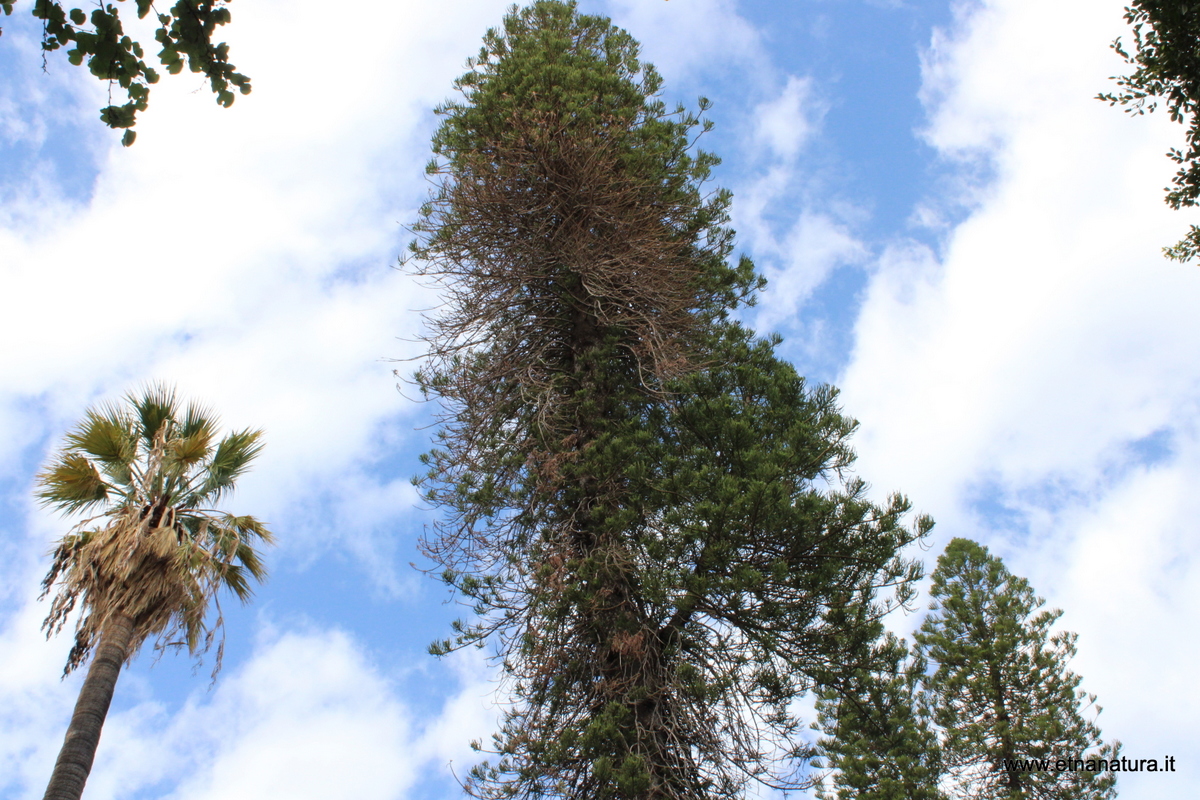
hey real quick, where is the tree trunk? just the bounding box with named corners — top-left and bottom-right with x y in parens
top-left (988, 662), bottom-right (1023, 796)
top-left (43, 613), bottom-right (134, 800)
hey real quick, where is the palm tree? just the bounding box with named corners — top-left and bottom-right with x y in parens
top-left (35, 384), bottom-right (274, 800)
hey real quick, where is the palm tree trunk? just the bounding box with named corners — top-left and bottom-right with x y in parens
top-left (43, 613), bottom-right (134, 800)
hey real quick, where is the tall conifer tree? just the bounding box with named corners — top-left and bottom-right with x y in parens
top-left (408, 2), bottom-right (929, 797)
top-left (914, 538), bottom-right (1119, 800)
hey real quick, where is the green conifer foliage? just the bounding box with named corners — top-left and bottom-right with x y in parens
top-left (914, 539), bottom-right (1119, 800)
top-left (408, 3), bottom-right (929, 797)
top-left (814, 633), bottom-right (946, 800)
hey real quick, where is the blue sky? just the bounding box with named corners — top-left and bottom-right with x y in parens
top-left (2, 1), bottom-right (1198, 798)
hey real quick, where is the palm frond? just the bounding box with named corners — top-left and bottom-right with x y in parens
top-left (231, 513), bottom-right (274, 545)
top-left (36, 454), bottom-right (112, 514)
top-left (192, 429), bottom-right (265, 504)
top-left (63, 406), bottom-right (136, 465)
top-left (217, 562), bottom-right (252, 602)
top-left (202, 514), bottom-right (272, 599)
top-left (233, 524), bottom-right (272, 580)
top-left (167, 428), bottom-right (215, 472)
top-left (131, 383), bottom-right (179, 449)
top-left (179, 401), bottom-right (218, 441)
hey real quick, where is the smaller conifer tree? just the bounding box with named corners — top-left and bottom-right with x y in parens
top-left (814, 633), bottom-right (945, 800)
top-left (914, 538), bottom-right (1119, 800)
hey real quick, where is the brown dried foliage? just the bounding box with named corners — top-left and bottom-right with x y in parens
top-left (411, 109), bottom-right (716, 410)
top-left (410, 105), bottom-right (735, 566)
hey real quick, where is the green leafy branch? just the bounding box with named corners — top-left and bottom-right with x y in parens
top-left (1099, 1), bottom-right (1200, 261)
top-left (3, 1), bottom-right (249, 145)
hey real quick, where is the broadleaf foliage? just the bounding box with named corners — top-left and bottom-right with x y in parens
top-left (1100, 1), bottom-right (1200, 261)
top-left (2, 0), bottom-right (249, 145)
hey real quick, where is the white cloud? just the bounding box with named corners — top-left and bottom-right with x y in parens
top-left (841, 0), bottom-right (1200, 795)
top-left (607, 0), bottom-right (764, 83)
top-left (1055, 443), bottom-right (1200, 698)
top-left (157, 629), bottom-right (417, 800)
top-left (726, 74), bottom-right (860, 345)
top-left (754, 76), bottom-right (822, 162)
top-left (748, 209), bottom-right (866, 333)
top-left (0, 606), bottom-right (500, 800)
top-left (0, 575), bottom-right (77, 800)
